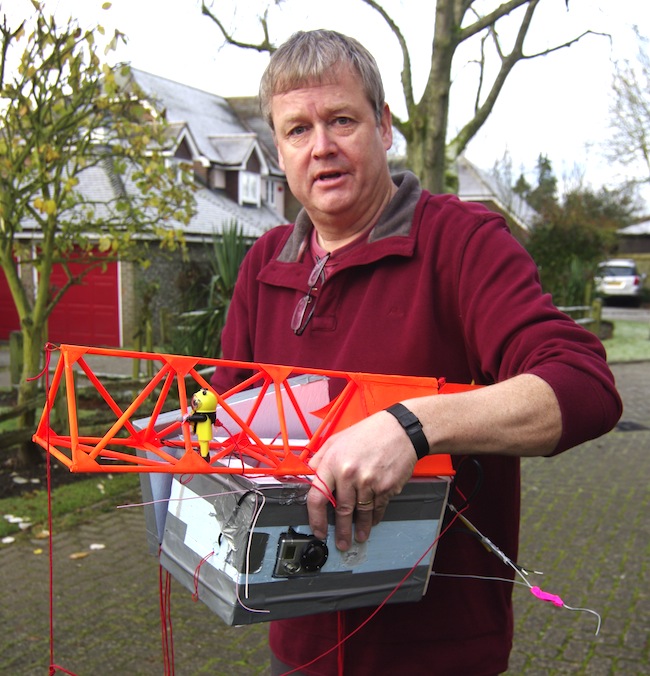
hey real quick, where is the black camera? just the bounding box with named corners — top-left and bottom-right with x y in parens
top-left (274, 528), bottom-right (329, 577)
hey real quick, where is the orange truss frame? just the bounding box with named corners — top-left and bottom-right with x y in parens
top-left (32, 344), bottom-right (473, 477)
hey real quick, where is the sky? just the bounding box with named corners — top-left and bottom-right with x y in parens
top-left (4, 0), bottom-right (648, 206)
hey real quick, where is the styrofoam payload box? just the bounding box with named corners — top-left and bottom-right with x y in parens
top-left (136, 375), bottom-right (450, 626)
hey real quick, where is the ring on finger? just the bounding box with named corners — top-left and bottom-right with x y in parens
top-left (356, 499), bottom-right (374, 506)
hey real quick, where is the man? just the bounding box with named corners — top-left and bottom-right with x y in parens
top-left (211, 30), bottom-right (621, 676)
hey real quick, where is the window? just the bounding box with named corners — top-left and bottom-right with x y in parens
top-left (265, 178), bottom-right (276, 207)
top-left (165, 158), bottom-right (191, 185)
top-left (240, 171), bottom-right (261, 206)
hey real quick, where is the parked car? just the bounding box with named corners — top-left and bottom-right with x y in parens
top-left (594, 259), bottom-right (646, 306)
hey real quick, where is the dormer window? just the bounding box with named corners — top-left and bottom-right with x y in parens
top-left (265, 178), bottom-right (276, 206)
top-left (165, 157), bottom-right (191, 185)
top-left (240, 171), bottom-right (261, 206)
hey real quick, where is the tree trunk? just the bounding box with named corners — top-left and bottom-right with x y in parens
top-left (15, 325), bottom-right (47, 468)
top-left (405, 0), bottom-right (458, 195)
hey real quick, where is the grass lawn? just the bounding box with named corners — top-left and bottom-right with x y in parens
top-left (1, 472), bottom-right (141, 540)
top-left (603, 319), bottom-right (650, 363)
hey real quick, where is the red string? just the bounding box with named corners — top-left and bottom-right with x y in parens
top-left (45, 351), bottom-right (55, 669)
top-left (309, 469), bottom-right (337, 507)
top-left (159, 563), bottom-right (175, 676)
top-left (192, 551), bottom-right (215, 601)
top-left (26, 342), bottom-right (58, 382)
top-left (49, 665), bottom-right (78, 675)
top-left (31, 344), bottom-right (79, 676)
top-left (337, 611), bottom-right (345, 675)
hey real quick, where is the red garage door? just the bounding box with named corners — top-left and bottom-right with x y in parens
top-left (0, 255), bottom-right (120, 346)
top-left (0, 267), bottom-right (21, 340)
top-left (48, 257), bottom-right (120, 347)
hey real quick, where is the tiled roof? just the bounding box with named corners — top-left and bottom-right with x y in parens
top-left (207, 133), bottom-right (258, 167)
top-left (16, 159), bottom-right (282, 241)
top-left (457, 155), bottom-right (538, 232)
top-left (15, 163), bottom-right (120, 234)
top-left (189, 184), bottom-right (285, 239)
top-left (227, 96), bottom-right (283, 175)
top-left (129, 69), bottom-right (253, 166)
top-left (618, 220), bottom-right (650, 236)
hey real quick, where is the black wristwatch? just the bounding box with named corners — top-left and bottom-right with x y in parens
top-left (384, 403), bottom-right (429, 460)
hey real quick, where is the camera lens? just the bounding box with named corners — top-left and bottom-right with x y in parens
top-left (300, 539), bottom-right (328, 572)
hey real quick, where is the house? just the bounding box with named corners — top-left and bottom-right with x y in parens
top-left (226, 96), bottom-right (302, 222)
top-left (617, 219), bottom-right (650, 254)
top-left (456, 154), bottom-right (538, 243)
top-left (615, 219), bottom-right (650, 278)
top-left (127, 70), bottom-right (290, 239)
top-left (0, 70), bottom-right (291, 348)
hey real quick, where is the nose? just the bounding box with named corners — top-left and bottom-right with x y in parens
top-left (311, 123), bottom-right (337, 159)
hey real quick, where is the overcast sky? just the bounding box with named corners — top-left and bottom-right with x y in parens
top-left (5, 0), bottom-right (648, 205)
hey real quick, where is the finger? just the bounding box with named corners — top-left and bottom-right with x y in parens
top-left (353, 499), bottom-right (375, 543)
top-left (332, 485), bottom-right (357, 552)
top-left (371, 497), bottom-right (389, 526)
top-left (308, 447), bottom-right (323, 470)
top-left (307, 469), bottom-right (334, 541)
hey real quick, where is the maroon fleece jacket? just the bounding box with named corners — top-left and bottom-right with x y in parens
top-left (212, 172), bottom-right (621, 675)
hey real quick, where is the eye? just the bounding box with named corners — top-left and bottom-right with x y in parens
top-left (333, 116), bottom-right (352, 127)
top-left (288, 124), bottom-right (308, 137)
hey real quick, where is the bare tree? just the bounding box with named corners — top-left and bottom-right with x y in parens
top-left (608, 26), bottom-right (650, 186)
top-left (202, 0), bottom-right (605, 193)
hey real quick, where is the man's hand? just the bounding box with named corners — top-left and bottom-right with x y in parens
top-left (307, 410), bottom-right (419, 551)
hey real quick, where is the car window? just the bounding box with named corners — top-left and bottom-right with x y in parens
top-left (598, 265), bottom-right (638, 277)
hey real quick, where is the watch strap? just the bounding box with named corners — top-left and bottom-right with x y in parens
top-left (384, 403), bottom-right (429, 460)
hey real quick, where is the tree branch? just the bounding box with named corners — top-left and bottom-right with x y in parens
top-left (201, 2), bottom-right (276, 54)
top-left (0, 15), bottom-right (25, 87)
top-left (449, 0), bottom-right (536, 156)
top-left (360, 0), bottom-right (415, 111)
top-left (458, 0), bottom-right (532, 44)
top-left (450, 2), bottom-right (609, 160)
top-left (521, 31), bottom-right (612, 64)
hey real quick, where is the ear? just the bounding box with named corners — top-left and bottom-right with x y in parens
top-left (379, 103), bottom-right (393, 151)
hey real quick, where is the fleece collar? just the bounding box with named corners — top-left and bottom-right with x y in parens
top-left (276, 171), bottom-right (423, 263)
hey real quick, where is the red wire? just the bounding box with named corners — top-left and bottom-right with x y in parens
top-left (309, 469), bottom-right (337, 507)
top-left (34, 345), bottom-right (79, 676)
top-left (192, 550), bottom-right (215, 601)
top-left (46, 354), bottom-right (55, 669)
top-left (159, 564), bottom-right (175, 676)
top-left (42, 347), bottom-right (58, 672)
top-left (337, 611), bottom-right (345, 674)
top-left (49, 665), bottom-right (78, 675)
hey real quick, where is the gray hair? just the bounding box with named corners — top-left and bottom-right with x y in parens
top-left (259, 29), bottom-right (385, 129)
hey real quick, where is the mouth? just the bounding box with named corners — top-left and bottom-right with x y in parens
top-left (315, 171), bottom-right (344, 182)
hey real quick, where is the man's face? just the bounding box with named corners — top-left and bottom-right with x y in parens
top-left (271, 66), bottom-right (393, 235)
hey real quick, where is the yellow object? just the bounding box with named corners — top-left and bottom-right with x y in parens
top-left (186, 388), bottom-right (217, 460)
